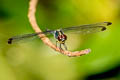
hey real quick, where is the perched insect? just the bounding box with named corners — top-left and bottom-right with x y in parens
top-left (8, 22), bottom-right (112, 50)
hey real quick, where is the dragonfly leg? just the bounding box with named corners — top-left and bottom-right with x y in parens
top-left (62, 43), bottom-right (67, 50)
top-left (59, 43), bottom-right (63, 50)
top-left (56, 41), bottom-right (58, 47)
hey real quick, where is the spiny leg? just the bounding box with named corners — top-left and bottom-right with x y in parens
top-left (62, 43), bottom-right (67, 50)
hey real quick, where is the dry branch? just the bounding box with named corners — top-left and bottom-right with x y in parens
top-left (28, 0), bottom-right (91, 57)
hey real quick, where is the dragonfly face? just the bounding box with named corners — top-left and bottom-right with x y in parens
top-left (53, 30), bottom-right (67, 50)
top-left (53, 30), bottom-right (67, 43)
top-left (7, 22), bottom-right (112, 50)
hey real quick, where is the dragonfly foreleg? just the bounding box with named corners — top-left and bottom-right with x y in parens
top-left (56, 41), bottom-right (58, 47)
top-left (59, 43), bottom-right (63, 50)
top-left (62, 43), bottom-right (67, 50)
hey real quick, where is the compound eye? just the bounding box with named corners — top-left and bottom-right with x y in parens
top-left (57, 35), bottom-right (62, 41)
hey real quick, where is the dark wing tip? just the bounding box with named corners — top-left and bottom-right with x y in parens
top-left (101, 22), bottom-right (112, 31)
top-left (101, 27), bottom-right (107, 31)
top-left (107, 22), bottom-right (112, 26)
top-left (8, 38), bottom-right (13, 44)
top-left (104, 22), bottom-right (112, 26)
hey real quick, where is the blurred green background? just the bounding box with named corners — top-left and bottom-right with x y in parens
top-left (0, 0), bottom-right (120, 80)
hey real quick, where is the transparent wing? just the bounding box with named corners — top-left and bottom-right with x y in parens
top-left (8, 30), bottom-right (53, 44)
top-left (62, 22), bottom-right (112, 34)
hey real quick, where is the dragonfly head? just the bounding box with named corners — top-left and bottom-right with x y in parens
top-left (57, 34), bottom-right (67, 43)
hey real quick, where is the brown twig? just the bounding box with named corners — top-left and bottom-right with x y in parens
top-left (28, 0), bottom-right (91, 57)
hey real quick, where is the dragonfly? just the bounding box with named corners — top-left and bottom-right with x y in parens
top-left (8, 22), bottom-right (112, 50)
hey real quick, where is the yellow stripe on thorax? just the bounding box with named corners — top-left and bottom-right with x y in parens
top-left (57, 40), bottom-right (65, 44)
top-left (58, 31), bottom-right (62, 35)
